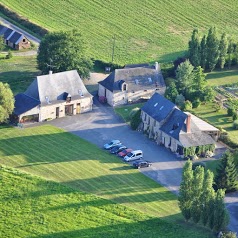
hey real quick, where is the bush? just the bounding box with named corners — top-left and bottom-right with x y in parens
top-left (130, 109), bottom-right (141, 130)
top-left (129, 107), bottom-right (140, 119)
top-left (220, 231), bottom-right (237, 238)
top-left (233, 120), bottom-right (238, 130)
top-left (192, 99), bottom-right (201, 108)
top-left (184, 100), bottom-right (192, 110)
top-left (5, 50), bottom-right (13, 59)
top-left (227, 107), bottom-right (236, 116)
top-left (232, 113), bottom-right (238, 121)
top-left (220, 132), bottom-right (238, 148)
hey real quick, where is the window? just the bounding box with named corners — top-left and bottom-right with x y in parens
top-left (123, 84), bottom-right (127, 91)
top-left (23, 39), bottom-right (26, 42)
top-left (154, 120), bottom-right (156, 126)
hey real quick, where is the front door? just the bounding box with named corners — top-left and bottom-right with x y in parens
top-left (76, 103), bottom-right (81, 114)
top-left (65, 104), bottom-right (73, 115)
top-left (56, 107), bottom-right (59, 118)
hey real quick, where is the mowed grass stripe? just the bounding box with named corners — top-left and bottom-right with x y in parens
top-left (0, 125), bottom-right (179, 220)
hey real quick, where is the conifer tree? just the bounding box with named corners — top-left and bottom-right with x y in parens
top-left (178, 160), bottom-right (194, 221)
top-left (191, 166), bottom-right (204, 223)
top-left (201, 170), bottom-right (215, 227)
top-left (218, 33), bottom-right (228, 69)
top-left (215, 151), bottom-right (238, 193)
top-left (213, 189), bottom-right (229, 232)
top-left (206, 27), bottom-right (219, 71)
top-left (164, 81), bottom-right (178, 103)
top-left (227, 39), bottom-right (234, 69)
top-left (189, 29), bottom-right (201, 67)
top-left (200, 35), bottom-right (207, 70)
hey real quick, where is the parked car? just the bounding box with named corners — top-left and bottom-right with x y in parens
top-left (133, 160), bottom-right (152, 169)
top-left (124, 150), bottom-right (143, 162)
top-left (103, 140), bottom-right (121, 150)
top-left (110, 145), bottom-right (127, 154)
top-left (118, 148), bottom-right (133, 157)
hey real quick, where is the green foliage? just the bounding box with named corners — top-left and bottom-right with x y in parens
top-left (37, 30), bottom-right (93, 78)
top-left (184, 100), bottom-right (193, 110)
top-left (200, 35), bottom-right (207, 69)
top-left (212, 189), bottom-right (229, 232)
top-left (206, 27), bottom-right (219, 71)
top-left (0, 82), bottom-right (14, 123)
top-left (0, 35), bottom-right (4, 51)
top-left (178, 160), bottom-right (194, 221)
top-left (193, 66), bottom-right (206, 91)
top-left (218, 33), bottom-right (228, 69)
top-left (129, 107), bottom-right (140, 119)
top-left (220, 231), bottom-right (238, 238)
top-left (227, 38), bottom-right (234, 69)
top-left (215, 151), bottom-right (238, 193)
top-left (233, 120), bottom-right (238, 129)
top-left (227, 107), bottom-right (236, 116)
top-left (175, 94), bottom-right (185, 109)
top-left (192, 98), bottom-right (201, 108)
top-left (189, 29), bottom-right (201, 67)
top-left (164, 81), bottom-right (178, 103)
top-left (5, 50), bottom-right (13, 59)
top-left (130, 109), bottom-right (141, 130)
top-left (232, 112), bottom-right (238, 121)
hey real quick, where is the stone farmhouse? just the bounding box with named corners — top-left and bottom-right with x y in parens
top-left (141, 93), bottom-right (220, 156)
top-left (13, 70), bottom-right (93, 123)
top-left (98, 63), bottom-right (166, 106)
top-left (0, 24), bottom-right (30, 50)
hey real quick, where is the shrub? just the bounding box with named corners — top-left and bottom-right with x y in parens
top-left (220, 132), bottom-right (238, 148)
top-left (130, 109), bottom-right (141, 130)
top-left (192, 99), bottom-right (201, 108)
top-left (129, 107), bottom-right (140, 119)
top-left (233, 120), bottom-right (238, 130)
top-left (184, 100), bottom-right (193, 110)
top-left (5, 50), bottom-right (13, 59)
top-left (227, 107), bottom-right (235, 116)
top-left (220, 231), bottom-right (237, 238)
top-left (232, 113), bottom-right (238, 121)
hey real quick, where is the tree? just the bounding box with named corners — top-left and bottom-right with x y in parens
top-left (200, 35), bottom-right (207, 69)
top-left (184, 100), bottom-right (192, 111)
top-left (227, 38), bottom-right (234, 69)
top-left (178, 160), bottom-right (194, 221)
top-left (206, 27), bottom-right (219, 71)
top-left (0, 82), bottom-right (14, 123)
top-left (189, 29), bottom-right (200, 67)
top-left (202, 86), bottom-right (215, 103)
top-left (37, 30), bottom-right (93, 78)
top-left (201, 170), bottom-right (216, 227)
top-left (215, 151), bottom-right (238, 193)
top-left (212, 189), bottom-right (229, 232)
top-left (175, 94), bottom-right (185, 109)
top-left (0, 36), bottom-right (4, 51)
top-left (218, 33), bottom-right (228, 69)
top-left (164, 81), bottom-right (178, 103)
top-left (191, 166), bottom-right (204, 223)
top-left (193, 66), bottom-right (206, 91)
top-left (175, 60), bottom-right (194, 94)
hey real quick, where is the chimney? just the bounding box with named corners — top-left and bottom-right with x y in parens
top-left (49, 70), bottom-right (53, 75)
top-left (186, 114), bottom-right (191, 133)
top-left (155, 62), bottom-right (160, 72)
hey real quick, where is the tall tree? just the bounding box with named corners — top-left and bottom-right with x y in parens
top-left (206, 27), bottom-right (219, 71)
top-left (201, 170), bottom-right (215, 227)
top-left (200, 35), bottom-right (207, 70)
top-left (164, 81), bottom-right (178, 103)
top-left (178, 160), bottom-right (194, 221)
top-left (175, 94), bottom-right (185, 109)
top-left (175, 60), bottom-right (194, 94)
top-left (191, 166), bottom-right (204, 223)
top-left (213, 189), bottom-right (229, 232)
top-left (37, 30), bottom-right (93, 78)
top-left (215, 151), bottom-right (238, 193)
top-left (218, 33), bottom-right (228, 69)
top-left (0, 36), bottom-right (4, 51)
top-left (0, 82), bottom-right (15, 123)
top-left (227, 38), bottom-right (234, 69)
top-left (193, 66), bottom-right (206, 91)
top-left (189, 29), bottom-right (200, 67)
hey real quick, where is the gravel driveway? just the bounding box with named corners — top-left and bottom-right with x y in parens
top-left (48, 97), bottom-right (238, 234)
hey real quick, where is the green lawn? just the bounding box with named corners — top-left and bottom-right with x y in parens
top-left (0, 168), bottom-right (212, 238)
top-left (0, 125), bottom-right (212, 237)
top-left (0, 56), bottom-right (39, 94)
top-left (207, 68), bottom-right (238, 86)
top-left (114, 103), bottom-right (144, 123)
top-left (2, 0), bottom-right (238, 64)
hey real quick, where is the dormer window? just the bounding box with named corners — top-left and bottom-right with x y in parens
top-left (123, 83), bottom-right (127, 91)
top-left (66, 93), bottom-right (71, 103)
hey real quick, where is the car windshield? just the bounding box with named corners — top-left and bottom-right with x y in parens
top-left (127, 152), bottom-right (133, 157)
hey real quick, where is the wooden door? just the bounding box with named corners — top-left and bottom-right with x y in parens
top-left (56, 107), bottom-right (59, 118)
top-left (76, 103), bottom-right (81, 114)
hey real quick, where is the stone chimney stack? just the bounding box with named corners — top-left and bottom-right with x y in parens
top-left (186, 114), bottom-right (191, 133)
top-left (155, 62), bottom-right (160, 72)
top-left (49, 70), bottom-right (53, 75)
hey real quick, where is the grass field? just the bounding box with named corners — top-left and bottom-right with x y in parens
top-left (0, 56), bottom-right (39, 94)
top-left (0, 168), bottom-right (212, 238)
top-left (2, 0), bottom-right (238, 64)
top-left (207, 68), bottom-right (238, 86)
top-left (0, 125), bottom-right (212, 237)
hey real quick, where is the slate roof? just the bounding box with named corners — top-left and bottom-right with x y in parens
top-left (24, 70), bottom-right (92, 105)
top-left (14, 93), bottom-right (40, 115)
top-left (9, 32), bottom-right (22, 44)
top-left (0, 25), bottom-right (8, 36)
top-left (99, 64), bottom-right (165, 93)
top-left (141, 93), bottom-right (175, 122)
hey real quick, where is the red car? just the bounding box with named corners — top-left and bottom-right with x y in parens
top-left (118, 148), bottom-right (133, 157)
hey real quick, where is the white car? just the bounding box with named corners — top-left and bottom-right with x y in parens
top-left (124, 150), bottom-right (143, 162)
top-left (103, 140), bottom-right (121, 150)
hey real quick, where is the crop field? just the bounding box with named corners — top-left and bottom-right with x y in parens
top-left (0, 56), bottom-right (39, 94)
top-left (2, 0), bottom-right (238, 64)
top-left (0, 168), bottom-right (212, 238)
top-left (0, 125), bottom-right (212, 237)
